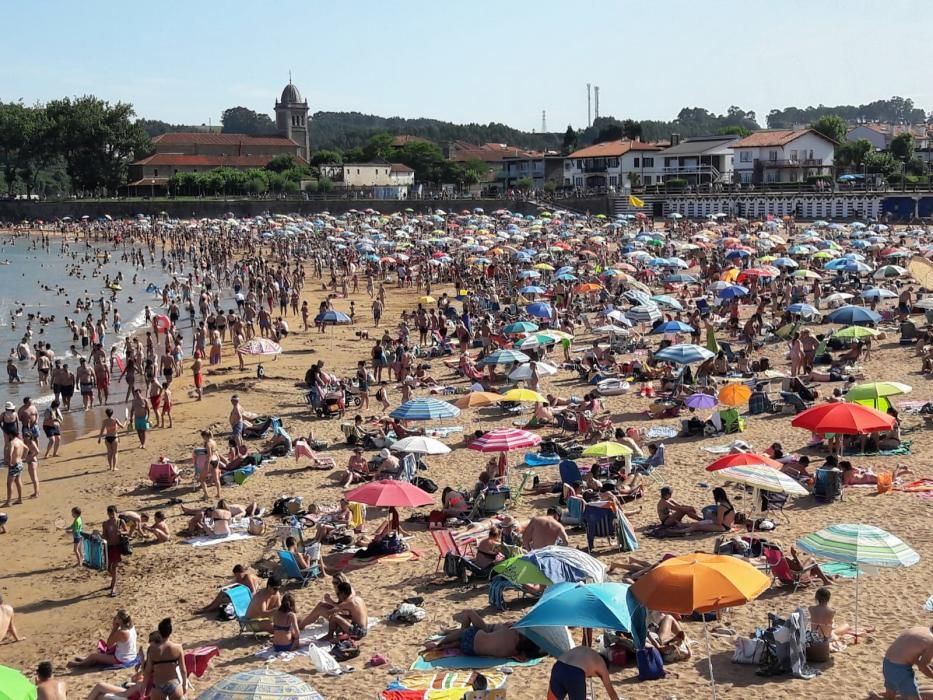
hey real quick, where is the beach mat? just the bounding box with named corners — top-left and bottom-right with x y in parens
top-left (523, 453), bottom-right (560, 467)
top-left (182, 532), bottom-right (254, 547)
top-left (333, 548), bottom-right (422, 571)
top-left (393, 670), bottom-right (507, 691)
top-left (844, 440), bottom-right (912, 457)
top-left (411, 650), bottom-right (544, 670)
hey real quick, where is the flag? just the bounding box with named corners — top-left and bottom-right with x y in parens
top-left (628, 194), bottom-right (645, 208)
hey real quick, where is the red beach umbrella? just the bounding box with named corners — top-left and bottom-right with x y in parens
top-left (791, 402), bottom-right (894, 435)
top-left (467, 428), bottom-right (542, 453)
top-left (343, 479), bottom-right (433, 508)
top-left (705, 453), bottom-right (782, 472)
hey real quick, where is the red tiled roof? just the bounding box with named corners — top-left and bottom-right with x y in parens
top-left (152, 133), bottom-right (299, 147)
top-left (449, 141), bottom-right (535, 162)
top-left (568, 140), bottom-right (662, 158)
top-left (390, 163), bottom-right (414, 173)
top-left (132, 154), bottom-right (278, 167)
top-left (732, 129), bottom-right (834, 147)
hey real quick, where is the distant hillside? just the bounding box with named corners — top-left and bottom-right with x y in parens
top-left (310, 111), bottom-right (564, 152)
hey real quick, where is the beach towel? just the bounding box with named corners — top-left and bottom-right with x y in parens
top-left (644, 425), bottom-right (679, 440)
top-left (392, 670), bottom-right (507, 692)
top-left (844, 440), bottom-right (912, 457)
top-left (255, 619), bottom-right (381, 662)
top-left (185, 646), bottom-right (220, 677)
top-left (898, 478), bottom-right (933, 493)
top-left (523, 452), bottom-right (560, 467)
top-left (822, 563), bottom-right (859, 579)
top-left (411, 648), bottom-right (544, 670)
top-left (425, 427), bottom-right (463, 438)
top-left (182, 532), bottom-right (254, 547)
top-left (701, 440), bottom-right (753, 455)
top-left (333, 548), bottom-right (421, 571)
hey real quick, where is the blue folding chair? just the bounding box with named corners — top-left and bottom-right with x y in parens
top-left (81, 534), bottom-right (108, 571)
top-left (277, 550), bottom-right (321, 587)
top-left (559, 459), bottom-right (582, 486)
top-left (224, 584), bottom-right (261, 636)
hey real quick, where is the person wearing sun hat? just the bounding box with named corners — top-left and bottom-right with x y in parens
top-left (1, 402), bottom-right (19, 442)
top-left (374, 447), bottom-right (400, 478)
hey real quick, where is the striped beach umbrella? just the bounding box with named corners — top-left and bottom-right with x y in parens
top-left (714, 465), bottom-right (808, 496)
top-left (389, 398), bottom-right (461, 421)
top-left (796, 524), bottom-right (919, 643)
top-left (625, 304), bottom-right (662, 324)
top-left (468, 427), bottom-right (542, 453)
top-left (196, 669), bottom-right (323, 700)
top-left (622, 289), bottom-right (652, 306)
top-left (480, 348), bottom-right (531, 366)
top-left (654, 344), bottom-right (715, 365)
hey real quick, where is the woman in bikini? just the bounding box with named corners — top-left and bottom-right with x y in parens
top-left (144, 618), bottom-right (188, 700)
top-left (686, 487), bottom-right (736, 533)
top-left (97, 408), bottom-right (126, 472)
top-left (271, 593), bottom-right (301, 652)
top-left (200, 430), bottom-right (224, 501)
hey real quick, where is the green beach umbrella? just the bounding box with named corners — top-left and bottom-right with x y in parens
top-left (834, 326), bottom-right (879, 340)
top-left (493, 555), bottom-right (553, 586)
top-left (582, 441), bottom-right (633, 458)
top-left (846, 381), bottom-right (911, 411)
top-left (0, 666), bottom-right (37, 700)
top-left (796, 524), bottom-right (919, 644)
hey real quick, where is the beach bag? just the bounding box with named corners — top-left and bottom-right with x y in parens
top-left (444, 552), bottom-right (464, 579)
top-left (413, 477), bottom-right (438, 493)
top-left (233, 465), bottom-right (256, 485)
top-left (119, 535), bottom-right (133, 556)
top-left (876, 471), bottom-right (894, 494)
top-left (331, 639), bottom-right (360, 662)
top-left (247, 518), bottom-right (265, 536)
top-left (732, 638), bottom-right (766, 665)
top-left (636, 646), bottom-right (665, 680)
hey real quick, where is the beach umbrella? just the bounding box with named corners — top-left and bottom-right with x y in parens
top-left (343, 479), bottom-right (434, 508)
top-left (468, 427), bottom-right (541, 453)
top-left (581, 441), bottom-right (633, 458)
top-left (317, 310), bottom-right (352, 325)
top-left (622, 289), bottom-right (652, 306)
top-left (796, 524), bottom-right (919, 643)
top-left (787, 303), bottom-right (818, 317)
top-left (650, 294), bottom-right (684, 311)
top-left (513, 334), bottom-right (557, 350)
top-left (664, 273), bottom-right (698, 284)
top-left (714, 465), bottom-right (809, 496)
top-left (196, 669), bottom-right (323, 700)
top-left (0, 666), bottom-right (36, 700)
top-left (390, 436), bottom-right (450, 455)
top-left (685, 393), bottom-right (717, 409)
top-left (625, 304), bottom-right (662, 324)
top-left (494, 545), bottom-right (607, 586)
top-left (453, 391), bottom-right (504, 408)
top-left (825, 305), bottom-right (881, 326)
top-left (845, 381), bottom-right (911, 411)
top-left (631, 554), bottom-right (770, 699)
top-left (235, 338), bottom-right (282, 356)
top-left (513, 582), bottom-right (647, 644)
top-left (704, 452), bottom-right (782, 471)
top-left (480, 348), bottom-right (531, 366)
top-left (791, 402), bottom-right (894, 435)
top-left (718, 284), bottom-right (749, 300)
top-left (417, 295), bottom-right (436, 304)
top-left (873, 264), bottom-right (907, 279)
top-left (772, 257), bottom-right (798, 268)
top-left (834, 325), bottom-right (879, 339)
top-left (604, 309), bottom-right (634, 326)
top-left (718, 383), bottom-right (751, 406)
top-left (390, 398), bottom-right (461, 421)
top-left (526, 302), bottom-right (554, 319)
top-left (503, 321), bottom-right (539, 334)
top-left (860, 288), bottom-right (897, 301)
top-left (509, 361), bottom-right (560, 380)
top-left (654, 344), bottom-right (715, 365)
top-left (519, 285), bottom-right (546, 295)
top-left (500, 388), bottom-right (547, 403)
top-left (650, 320), bottom-right (695, 334)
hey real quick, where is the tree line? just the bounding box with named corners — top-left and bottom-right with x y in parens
top-left (767, 96), bottom-right (928, 129)
top-left (0, 97), bottom-right (150, 198)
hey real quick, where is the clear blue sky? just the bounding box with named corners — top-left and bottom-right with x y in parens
top-left (3, 0), bottom-right (931, 131)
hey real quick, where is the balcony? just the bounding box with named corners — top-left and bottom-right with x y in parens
top-left (662, 165), bottom-right (717, 175)
top-left (755, 158), bottom-right (826, 169)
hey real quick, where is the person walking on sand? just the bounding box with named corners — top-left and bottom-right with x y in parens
top-left (191, 349), bottom-right (204, 401)
top-left (103, 505), bottom-right (123, 597)
top-left (98, 408), bottom-right (126, 471)
top-left (130, 388), bottom-right (150, 448)
top-left (876, 625), bottom-right (933, 699)
top-left (2, 433), bottom-right (26, 507)
top-left (229, 394), bottom-right (249, 451)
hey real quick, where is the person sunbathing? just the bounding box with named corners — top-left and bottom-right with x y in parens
top-left (195, 564), bottom-right (260, 613)
top-left (607, 554), bottom-right (675, 584)
top-left (657, 486), bottom-right (702, 527)
top-left (788, 547), bottom-right (838, 586)
top-left (344, 447), bottom-right (371, 487)
top-left (270, 593), bottom-right (301, 653)
top-left (647, 611), bottom-right (692, 663)
top-left (284, 536), bottom-right (312, 570)
top-left (68, 610), bottom-right (137, 667)
top-left (0, 592), bottom-right (23, 643)
top-left (442, 487), bottom-right (470, 517)
top-left (424, 610), bottom-right (543, 659)
top-left (840, 461), bottom-right (912, 486)
top-left (314, 499), bottom-right (352, 542)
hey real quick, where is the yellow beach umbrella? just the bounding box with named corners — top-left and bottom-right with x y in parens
top-left (500, 388), bottom-right (547, 403)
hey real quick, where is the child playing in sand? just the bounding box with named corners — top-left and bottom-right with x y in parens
top-left (66, 506), bottom-right (83, 567)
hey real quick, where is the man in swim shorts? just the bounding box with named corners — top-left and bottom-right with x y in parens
top-left (548, 646), bottom-right (619, 700)
top-left (102, 505), bottom-right (122, 597)
top-left (880, 625), bottom-right (933, 699)
top-left (2, 434), bottom-right (26, 507)
top-left (130, 389), bottom-right (150, 448)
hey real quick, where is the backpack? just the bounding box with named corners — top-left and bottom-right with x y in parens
top-left (413, 477), bottom-right (438, 493)
top-left (636, 646), bottom-right (665, 680)
top-left (331, 639), bottom-right (360, 662)
top-left (443, 551), bottom-right (464, 578)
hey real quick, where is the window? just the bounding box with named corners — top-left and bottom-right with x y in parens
top-left (574, 177), bottom-right (583, 187)
top-left (766, 171), bottom-right (777, 183)
top-left (644, 175), bottom-right (652, 185)
top-left (564, 177), bottom-right (571, 185)
top-left (633, 158), bottom-right (640, 168)
top-left (790, 171), bottom-right (799, 182)
top-left (609, 175), bottom-right (618, 186)
top-left (608, 158), bottom-right (619, 168)
top-left (740, 151), bottom-right (752, 163)
top-left (643, 157), bottom-right (654, 168)
top-left (789, 150), bottom-right (797, 161)
top-left (153, 169), bottom-right (158, 177)
top-left (741, 172), bottom-right (752, 183)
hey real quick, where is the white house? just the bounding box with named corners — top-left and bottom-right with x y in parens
top-left (652, 134), bottom-right (737, 185)
top-left (847, 123), bottom-right (930, 151)
top-left (731, 129), bottom-right (835, 185)
top-left (564, 140), bottom-right (664, 190)
top-left (319, 162), bottom-right (415, 198)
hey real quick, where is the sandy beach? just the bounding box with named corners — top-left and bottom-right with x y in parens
top-left (0, 219), bottom-right (931, 700)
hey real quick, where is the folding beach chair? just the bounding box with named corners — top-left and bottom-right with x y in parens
top-left (563, 495), bottom-right (585, 526)
top-left (632, 443), bottom-right (666, 485)
top-left (763, 548), bottom-right (817, 592)
top-left (148, 461), bottom-right (180, 488)
top-left (397, 453), bottom-right (417, 482)
top-left (225, 584), bottom-right (263, 636)
top-left (720, 407), bottom-right (746, 434)
top-left (277, 550), bottom-right (321, 587)
top-left (559, 459), bottom-right (583, 486)
top-left (582, 505), bottom-right (618, 553)
top-left (430, 529), bottom-right (474, 573)
top-left (510, 470), bottom-right (535, 506)
top-left (813, 468), bottom-right (843, 503)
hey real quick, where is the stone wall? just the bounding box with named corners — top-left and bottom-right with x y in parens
top-left (0, 196), bottom-right (610, 223)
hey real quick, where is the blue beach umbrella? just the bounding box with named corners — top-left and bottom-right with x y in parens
top-left (650, 295), bottom-right (684, 311)
top-left (826, 305), bottom-right (881, 326)
top-left (655, 344), bottom-right (715, 365)
top-left (651, 320), bottom-right (695, 335)
top-left (519, 285), bottom-right (546, 295)
top-left (718, 284), bottom-right (749, 300)
top-left (316, 310), bottom-right (351, 325)
top-left (860, 288), bottom-right (897, 301)
top-left (526, 302), bottom-right (554, 319)
top-left (625, 304), bottom-right (662, 324)
top-left (389, 398), bottom-right (461, 421)
top-left (787, 303), bottom-right (818, 317)
top-left (512, 581), bottom-right (647, 646)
